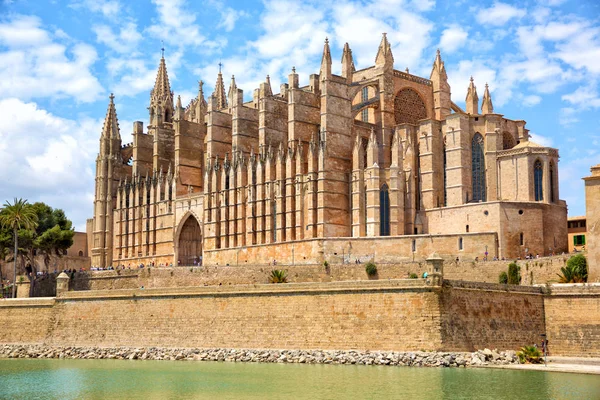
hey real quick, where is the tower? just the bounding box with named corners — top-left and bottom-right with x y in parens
top-left (91, 94), bottom-right (122, 268)
top-left (149, 53), bottom-right (175, 172)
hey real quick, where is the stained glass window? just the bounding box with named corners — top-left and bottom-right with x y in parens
top-left (380, 184), bottom-right (390, 236)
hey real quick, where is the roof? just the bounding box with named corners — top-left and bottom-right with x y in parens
top-left (513, 140), bottom-right (544, 149)
top-left (568, 216), bottom-right (586, 221)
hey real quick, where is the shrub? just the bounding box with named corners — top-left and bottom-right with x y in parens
top-left (408, 273), bottom-right (418, 279)
top-left (498, 271), bottom-right (508, 284)
top-left (323, 260), bottom-right (329, 268)
top-left (559, 254), bottom-right (587, 283)
top-left (365, 262), bottom-right (377, 277)
top-left (517, 345), bottom-right (543, 364)
top-left (507, 262), bottom-right (521, 285)
top-left (268, 269), bottom-right (288, 283)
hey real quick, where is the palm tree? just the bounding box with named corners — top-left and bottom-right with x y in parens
top-left (0, 198), bottom-right (38, 297)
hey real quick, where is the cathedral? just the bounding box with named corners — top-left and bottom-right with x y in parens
top-left (87, 34), bottom-right (568, 268)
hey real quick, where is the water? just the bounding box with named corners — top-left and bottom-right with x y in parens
top-left (1, 358), bottom-right (599, 400)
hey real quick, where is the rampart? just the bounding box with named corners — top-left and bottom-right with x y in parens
top-left (543, 284), bottom-right (600, 357)
top-left (24, 254), bottom-right (571, 295)
top-left (0, 280), bottom-right (546, 353)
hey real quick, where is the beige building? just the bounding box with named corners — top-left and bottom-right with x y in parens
top-left (567, 216), bottom-right (586, 253)
top-left (88, 35), bottom-right (567, 268)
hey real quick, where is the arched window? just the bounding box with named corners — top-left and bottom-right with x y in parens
top-left (534, 160), bottom-right (543, 201)
top-left (361, 86), bottom-right (368, 102)
top-left (379, 184), bottom-right (390, 236)
top-left (550, 162), bottom-right (555, 203)
top-left (471, 133), bottom-right (486, 202)
top-left (361, 108), bottom-right (368, 122)
top-left (78, 250), bottom-right (84, 257)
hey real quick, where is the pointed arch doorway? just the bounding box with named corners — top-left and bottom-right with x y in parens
top-left (176, 214), bottom-right (202, 266)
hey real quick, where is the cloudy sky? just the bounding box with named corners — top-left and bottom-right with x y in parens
top-left (0, 0), bottom-right (599, 231)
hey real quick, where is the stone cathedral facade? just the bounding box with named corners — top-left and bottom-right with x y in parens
top-left (87, 35), bottom-right (567, 268)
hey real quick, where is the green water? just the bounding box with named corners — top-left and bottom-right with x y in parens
top-left (0, 359), bottom-right (599, 399)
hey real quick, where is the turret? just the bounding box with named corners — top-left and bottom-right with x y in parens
top-left (481, 83), bottom-right (494, 114)
top-left (465, 77), bottom-right (479, 115)
top-left (228, 75), bottom-right (237, 107)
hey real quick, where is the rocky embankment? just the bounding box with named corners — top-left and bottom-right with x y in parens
top-left (0, 345), bottom-right (517, 367)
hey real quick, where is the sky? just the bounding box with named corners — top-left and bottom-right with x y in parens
top-left (0, 0), bottom-right (599, 231)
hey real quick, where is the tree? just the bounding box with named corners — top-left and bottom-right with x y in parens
top-left (0, 198), bottom-right (38, 297)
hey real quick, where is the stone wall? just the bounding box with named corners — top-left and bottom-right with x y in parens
top-left (440, 281), bottom-right (545, 351)
top-left (0, 298), bottom-right (54, 343)
top-left (26, 254), bottom-right (569, 294)
top-left (2, 280), bottom-right (598, 357)
top-left (543, 284), bottom-right (600, 357)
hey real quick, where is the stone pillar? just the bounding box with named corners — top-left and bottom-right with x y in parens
top-left (426, 253), bottom-right (444, 286)
top-left (56, 272), bottom-right (70, 296)
top-left (584, 164), bottom-right (600, 282)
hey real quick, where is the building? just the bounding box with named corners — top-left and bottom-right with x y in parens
top-left (87, 35), bottom-right (568, 268)
top-left (567, 216), bottom-right (586, 253)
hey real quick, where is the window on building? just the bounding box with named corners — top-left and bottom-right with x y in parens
top-left (411, 239), bottom-right (416, 252)
top-left (379, 184), bottom-right (390, 236)
top-left (574, 235), bottom-right (586, 246)
top-left (443, 143), bottom-right (447, 207)
top-left (458, 237), bottom-right (463, 250)
top-left (471, 133), bottom-right (486, 202)
top-left (534, 159), bottom-right (543, 201)
top-left (78, 251), bottom-right (84, 257)
top-left (550, 162), bottom-right (555, 203)
top-left (466, 225), bottom-right (469, 233)
top-left (520, 232), bottom-right (524, 246)
top-left (362, 86), bottom-right (368, 102)
top-left (361, 108), bottom-right (368, 122)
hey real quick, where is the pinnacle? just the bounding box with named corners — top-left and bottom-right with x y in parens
top-left (213, 68), bottom-right (228, 109)
top-left (152, 56), bottom-right (172, 101)
top-left (102, 93), bottom-right (120, 139)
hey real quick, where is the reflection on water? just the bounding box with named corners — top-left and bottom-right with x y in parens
top-left (0, 358), bottom-right (599, 400)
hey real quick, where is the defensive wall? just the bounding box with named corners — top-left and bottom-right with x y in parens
top-left (0, 280), bottom-right (546, 353)
top-left (18, 254), bottom-right (575, 297)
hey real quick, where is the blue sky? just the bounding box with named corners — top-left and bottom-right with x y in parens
top-left (0, 0), bottom-right (599, 231)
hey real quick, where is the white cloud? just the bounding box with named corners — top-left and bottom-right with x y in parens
top-left (147, 0), bottom-right (210, 48)
top-left (71, 0), bottom-right (121, 18)
top-left (528, 132), bottom-right (553, 147)
top-left (0, 15), bottom-right (103, 102)
top-left (439, 25), bottom-right (468, 53)
top-left (0, 98), bottom-right (100, 230)
top-left (562, 86), bottom-right (600, 109)
top-left (522, 95), bottom-right (541, 107)
top-left (93, 22), bottom-right (143, 54)
top-left (476, 2), bottom-right (526, 27)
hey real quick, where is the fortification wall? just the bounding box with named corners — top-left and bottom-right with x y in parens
top-left (440, 281), bottom-right (545, 351)
top-left (28, 254), bottom-right (570, 294)
top-left (543, 284), bottom-right (600, 357)
top-left (2, 281), bottom-right (598, 357)
top-left (44, 281), bottom-right (444, 351)
top-left (0, 298), bottom-right (54, 344)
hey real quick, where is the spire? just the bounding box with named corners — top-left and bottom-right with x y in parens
top-left (228, 75), bottom-right (237, 106)
top-left (341, 42), bottom-right (355, 83)
top-left (213, 67), bottom-right (227, 109)
top-left (260, 75), bottom-right (272, 98)
top-left (265, 75), bottom-right (272, 96)
top-left (375, 33), bottom-right (394, 67)
top-left (150, 55), bottom-right (174, 125)
top-left (481, 83), bottom-right (494, 114)
top-left (466, 77), bottom-right (479, 115)
top-left (320, 37), bottom-right (332, 79)
top-left (101, 93), bottom-right (120, 139)
top-left (430, 49), bottom-right (451, 120)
